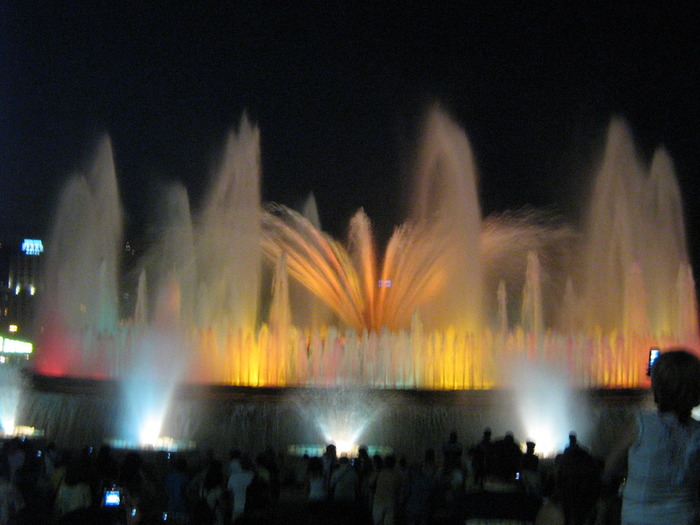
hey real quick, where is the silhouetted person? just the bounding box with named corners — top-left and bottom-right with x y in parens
top-left (306, 457), bottom-right (327, 503)
top-left (373, 455), bottom-right (402, 525)
top-left (191, 459), bottom-right (224, 524)
top-left (405, 449), bottom-right (437, 525)
top-left (322, 444), bottom-right (338, 491)
top-left (55, 459), bottom-right (92, 518)
top-left (522, 441), bottom-right (539, 472)
top-left (493, 432), bottom-right (522, 482)
top-left (564, 432), bottom-right (587, 457)
top-left (228, 454), bottom-right (254, 521)
top-left (442, 431), bottom-right (463, 473)
top-left (119, 451), bottom-right (151, 515)
top-left (356, 446), bottom-right (375, 517)
top-left (0, 456), bottom-right (25, 524)
top-left (521, 441), bottom-right (541, 495)
top-left (471, 428), bottom-right (494, 486)
top-left (330, 456), bottom-right (358, 503)
top-left (94, 445), bottom-right (118, 500)
top-left (165, 456), bottom-right (189, 523)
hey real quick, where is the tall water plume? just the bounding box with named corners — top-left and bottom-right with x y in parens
top-left (195, 116), bottom-right (262, 333)
top-left (578, 119), bottom-right (696, 339)
top-left (36, 136), bottom-right (122, 376)
top-left (410, 106), bottom-right (482, 331)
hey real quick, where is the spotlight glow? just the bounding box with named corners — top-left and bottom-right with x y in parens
top-left (289, 388), bottom-right (397, 457)
top-left (139, 416), bottom-right (164, 448)
top-left (332, 439), bottom-right (358, 457)
top-left (0, 415), bottom-right (15, 436)
top-left (513, 361), bottom-right (588, 457)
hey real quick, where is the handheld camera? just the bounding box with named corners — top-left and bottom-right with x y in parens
top-left (102, 488), bottom-right (122, 508)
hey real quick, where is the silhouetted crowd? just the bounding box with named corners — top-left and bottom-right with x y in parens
top-left (1, 426), bottom-right (617, 525)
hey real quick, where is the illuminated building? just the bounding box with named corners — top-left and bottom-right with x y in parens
top-left (0, 239), bottom-right (43, 341)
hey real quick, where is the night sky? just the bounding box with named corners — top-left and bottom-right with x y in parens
top-left (1, 3), bottom-right (698, 262)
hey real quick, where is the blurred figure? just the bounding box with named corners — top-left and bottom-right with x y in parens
top-left (55, 459), bottom-right (92, 518)
top-left (306, 457), bottom-right (327, 503)
top-left (470, 428), bottom-right (494, 487)
top-left (492, 432), bottom-right (522, 482)
top-left (165, 456), bottom-right (190, 523)
top-left (322, 443), bottom-right (338, 492)
top-left (521, 441), bottom-right (541, 495)
top-left (405, 449), bottom-right (437, 525)
top-left (373, 455), bottom-right (402, 525)
top-left (441, 431), bottom-right (463, 473)
top-left (191, 458), bottom-right (225, 524)
top-left (227, 454), bottom-right (254, 522)
top-left (0, 455), bottom-right (24, 525)
top-left (330, 456), bottom-right (358, 503)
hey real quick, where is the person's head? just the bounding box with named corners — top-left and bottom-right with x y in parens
top-left (384, 455), bottom-right (396, 469)
top-left (203, 460), bottom-right (223, 489)
top-left (651, 348), bottom-right (700, 422)
top-left (308, 457), bottom-right (323, 475)
top-left (174, 456), bottom-right (187, 473)
top-left (526, 441), bottom-right (536, 454)
top-left (449, 431), bottom-right (458, 443)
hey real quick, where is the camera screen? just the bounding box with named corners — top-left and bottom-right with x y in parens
top-left (647, 348), bottom-right (660, 376)
top-left (103, 490), bottom-right (121, 507)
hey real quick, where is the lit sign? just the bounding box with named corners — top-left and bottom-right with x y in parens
top-left (21, 239), bottom-right (43, 256)
top-left (0, 337), bottom-right (33, 354)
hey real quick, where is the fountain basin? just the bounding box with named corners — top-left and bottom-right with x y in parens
top-left (19, 372), bottom-right (651, 461)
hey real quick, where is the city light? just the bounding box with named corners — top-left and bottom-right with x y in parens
top-left (0, 337), bottom-right (33, 354)
top-left (21, 239), bottom-right (43, 256)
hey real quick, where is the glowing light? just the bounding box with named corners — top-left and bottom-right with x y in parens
top-left (13, 426), bottom-right (42, 437)
top-left (514, 362), bottom-right (585, 458)
top-left (105, 436), bottom-right (196, 452)
top-left (522, 426), bottom-right (559, 458)
top-left (0, 416), bottom-right (15, 436)
top-left (8, 325), bottom-right (17, 333)
top-left (139, 417), bottom-right (163, 448)
top-left (1, 338), bottom-right (33, 354)
top-left (332, 439), bottom-right (358, 457)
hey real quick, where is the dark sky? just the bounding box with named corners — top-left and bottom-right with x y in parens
top-left (1, 3), bottom-right (698, 259)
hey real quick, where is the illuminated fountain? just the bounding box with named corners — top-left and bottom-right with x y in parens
top-left (28, 107), bottom-right (698, 451)
top-left (285, 388), bottom-right (400, 457)
top-left (0, 365), bottom-right (22, 435)
top-left (35, 109), bottom-right (698, 389)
